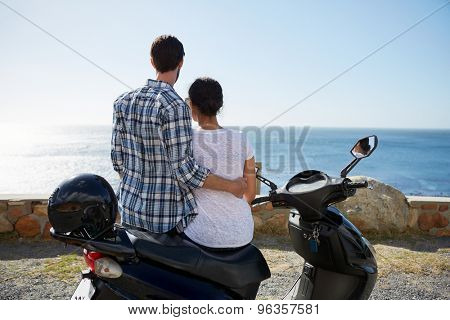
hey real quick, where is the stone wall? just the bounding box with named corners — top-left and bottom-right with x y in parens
top-left (408, 196), bottom-right (450, 237)
top-left (0, 195), bottom-right (51, 239)
top-left (0, 178), bottom-right (449, 239)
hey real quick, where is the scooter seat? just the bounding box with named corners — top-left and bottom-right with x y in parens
top-left (126, 229), bottom-right (271, 289)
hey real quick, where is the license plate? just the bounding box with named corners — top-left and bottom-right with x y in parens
top-left (71, 278), bottom-right (95, 300)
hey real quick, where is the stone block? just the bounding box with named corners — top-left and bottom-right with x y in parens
top-left (32, 204), bottom-right (48, 217)
top-left (418, 213), bottom-right (433, 231)
top-left (42, 222), bottom-right (52, 240)
top-left (434, 212), bottom-right (448, 228)
top-left (435, 228), bottom-right (450, 237)
top-left (252, 215), bottom-right (264, 231)
top-left (407, 208), bottom-right (419, 229)
top-left (15, 214), bottom-right (41, 238)
top-left (265, 213), bottom-right (288, 235)
top-left (418, 212), bottom-right (448, 231)
top-left (251, 207), bottom-right (289, 235)
top-left (0, 213), bottom-right (14, 233)
top-left (336, 176), bottom-right (410, 234)
top-left (0, 202), bottom-right (7, 213)
top-left (347, 215), bottom-right (369, 231)
top-left (421, 203), bottom-right (437, 211)
top-left (7, 201), bottom-right (31, 224)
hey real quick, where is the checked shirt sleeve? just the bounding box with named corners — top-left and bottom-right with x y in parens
top-left (161, 99), bottom-right (210, 189)
top-left (111, 98), bottom-right (125, 175)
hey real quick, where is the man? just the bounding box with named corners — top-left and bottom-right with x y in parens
top-left (111, 35), bottom-right (247, 234)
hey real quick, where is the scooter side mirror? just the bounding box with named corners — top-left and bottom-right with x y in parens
top-left (256, 167), bottom-right (278, 192)
top-left (351, 135), bottom-right (378, 159)
top-left (341, 135), bottom-right (378, 177)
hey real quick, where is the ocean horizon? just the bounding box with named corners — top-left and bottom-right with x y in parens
top-left (1, 125), bottom-right (449, 197)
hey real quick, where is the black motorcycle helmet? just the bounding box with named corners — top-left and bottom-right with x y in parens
top-left (48, 174), bottom-right (118, 239)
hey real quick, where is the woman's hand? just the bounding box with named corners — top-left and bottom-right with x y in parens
top-left (243, 157), bottom-right (257, 203)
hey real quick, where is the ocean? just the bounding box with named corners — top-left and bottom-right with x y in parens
top-left (0, 125), bottom-right (449, 196)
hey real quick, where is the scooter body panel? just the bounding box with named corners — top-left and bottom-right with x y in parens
top-left (75, 258), bottom-right (257, 300)
top-left (107, 259), bottom-right (237, 299)
top-left (287, 206), bottom-right (377, 300)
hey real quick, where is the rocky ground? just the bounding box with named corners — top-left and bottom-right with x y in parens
top-left (0, 235), bottom-right (448, 300)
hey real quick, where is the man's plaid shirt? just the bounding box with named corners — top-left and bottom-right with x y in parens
top-left (111, 79), bottom-right (210, 233)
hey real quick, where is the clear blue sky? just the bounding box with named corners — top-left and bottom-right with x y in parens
top-left (1, 0), bottom-right (449, 128)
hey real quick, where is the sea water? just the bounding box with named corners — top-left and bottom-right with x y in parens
top-left (0, 125), bottom-right (449, 196)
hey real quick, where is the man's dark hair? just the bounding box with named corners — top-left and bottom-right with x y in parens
top-left (150, 35), bottom-right (185, 73)
top-left (188, 77), bottom-right (223, 117)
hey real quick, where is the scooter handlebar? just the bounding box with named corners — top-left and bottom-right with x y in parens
top-left (345, 180), bottom-right (368, 189)
top-left (252, 179), bottom-right (369, 208)
top-left (251, 196), bottom-right (272, 205)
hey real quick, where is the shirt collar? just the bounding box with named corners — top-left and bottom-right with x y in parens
top-left (146, 79), bottom-right (173, 89)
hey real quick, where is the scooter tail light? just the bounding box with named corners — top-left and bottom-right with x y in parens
top-left (83, 250), bottom-right (122, 278)
top-left (83, 249), bottom-right (103, 272)
top-left (94, 257), bottom-right (123, 279)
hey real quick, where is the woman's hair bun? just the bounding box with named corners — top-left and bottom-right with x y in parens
top-left (188, 77), bottom-right (223, 116)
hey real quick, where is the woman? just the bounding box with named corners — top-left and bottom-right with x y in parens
top-left (184, 77), bottom-right (256, 249)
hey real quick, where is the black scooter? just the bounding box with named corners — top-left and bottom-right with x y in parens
top-left (51, 135), bottom-right (378, 300)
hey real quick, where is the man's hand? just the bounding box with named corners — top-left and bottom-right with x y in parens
top-left (229, 177), bottom-right (248, 198)
top-left (202, 174), bottom-right (247, 198)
